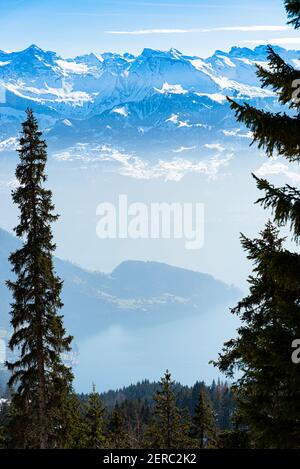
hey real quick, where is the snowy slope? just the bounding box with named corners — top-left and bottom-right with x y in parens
top-left (0, 44), bottom-right (298, 153)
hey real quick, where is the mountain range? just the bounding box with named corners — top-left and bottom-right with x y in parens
top-left (0, 44), bottom-right (296, 157)
top-left (0, 228), bottom-right (241, 341)
top-left (0, 228), bottom-right (242, 389)
top-left (0, 43), bottom-right (257, 388)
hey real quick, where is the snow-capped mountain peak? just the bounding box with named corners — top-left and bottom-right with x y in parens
top-left (0, 44), bottom-right (297, 155)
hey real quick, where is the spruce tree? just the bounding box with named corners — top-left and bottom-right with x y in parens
top-left (285, 0), bottom-right (300, 29)
top-left (59, 393), bottom-right (86, 449)
top-left (190, 387), bottom-right (216, 449)
top-left (6, 109), bottom-right (73, 449)
top-left (147, 370), bottom-right (191, 449)
top-left (216, 223), bottom-right (300, 448)
top-left (84, 384), bottom-right (107, 449)
top-left (215, 0), bottom-right (300, 448)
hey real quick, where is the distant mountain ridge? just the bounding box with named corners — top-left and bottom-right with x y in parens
top-left (0, 228), bottom-right (241, 340)
top-left (0, 44), bottom-right (297, 156)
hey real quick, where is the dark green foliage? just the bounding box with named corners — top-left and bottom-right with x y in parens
top-left (190, 387), bottom-right (217, 448)
top-left (107, 402), bottom-right (131, 448)
top-left (285, 0), bottom-right (300, 29)
top-left (6, 109), bottom-right (73, 448)
top-left (228, 99), bottom-right (300, 161)
top-left (216, 223), bottom-right (300, 448)
top-left (1, 373), bottom-right (235, 448)
top-left (227, 36), bottom-right (300, 162)
top-left (227, 5), bottom-right (300, 162)
top-left (97, 379), bottom-right (234, 428)
top-left (0, 428), bottom-right (4, 448)
top-left (60, 393), bottom-right (87, 449)
top-left (98, 380), bottom-right (160, 408)
top-left (216, 0), bottom-right (300, 449)
top-left (256, 45), bottom-right (300, 108)
top-left (217, 429), bottom-right (250, 449)
top-left (116, 399), bottom-right (152, 448)
top-left (207, 380), bottom-right (235, 431)
top-left (0, 401), bottom-right (9, 448)
top-left (83, 384), bottom-right (107, 449)
top-left (106, 398), bottom-right (150, 448)
top-left (146, 371), bottom-right (192, 449)
top-left (254, 175), bottom-right (300, 241)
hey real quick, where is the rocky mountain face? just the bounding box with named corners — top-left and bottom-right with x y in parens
top-left (0, 44), bottom-right (297, 156)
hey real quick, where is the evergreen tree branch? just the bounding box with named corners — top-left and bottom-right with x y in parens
top-left (228, 98), bottom-right (300, 160)
top-left (253, 173), bottom-right (300, 241)
top-left (256, 46), bottom-right (300, 107)
top-left (285, 0), bottom-right (300, 29)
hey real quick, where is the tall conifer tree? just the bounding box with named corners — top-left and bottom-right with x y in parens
top-left (190, 387), bottom-right (216, 449)
top-left (216, 0), bottom-right (300, 448)
top-left (217, 223), bottom-right (300, 447)
top-left (84, 384), bottom-right (107, 449)
top-left (148, 371), bottom-right (191, 449)
top-left (6, 109), bottom-right (73, 449)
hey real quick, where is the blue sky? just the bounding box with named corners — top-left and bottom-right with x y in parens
top-left (0, 0), bottom-right (299, 57)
